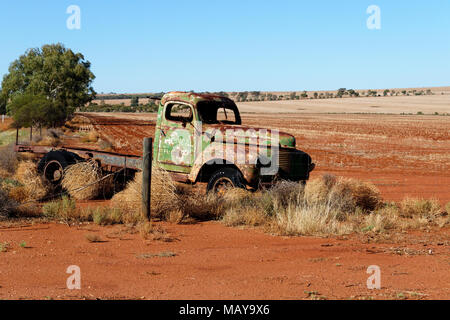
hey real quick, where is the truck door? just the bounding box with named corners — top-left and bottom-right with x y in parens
top-left (157, 102), bottom-right (195, 173)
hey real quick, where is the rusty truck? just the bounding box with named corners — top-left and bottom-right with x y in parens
top-left (14, 92), bottom-right (315, 194)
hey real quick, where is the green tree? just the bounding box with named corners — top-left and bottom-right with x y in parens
top-left (290, 92), bottom-right (296, 100)
top-left (0, 93), bottom-right (6, 114)
top-left (130, 96), bottom-right (139, 107)
top-left (1, 43), bottom-right (95, 126)
top-left (8, 94), bottom-right (66, 128)
top-left (337, 88), bottom-right (347, 98)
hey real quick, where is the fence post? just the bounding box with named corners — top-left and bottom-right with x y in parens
top-left (142, 137), bottom-right (152, 221)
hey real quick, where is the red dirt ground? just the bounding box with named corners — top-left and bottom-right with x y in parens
top-left (0, 222), bottom-right (448, 300)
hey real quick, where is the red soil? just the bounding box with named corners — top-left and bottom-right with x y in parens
top-left (0, 222), bottom-right (448, 300)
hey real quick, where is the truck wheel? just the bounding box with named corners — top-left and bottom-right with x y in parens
top-left (207, 168), bottom-right (245, 194)
top-left (37, 151), bottom-right (76, 185)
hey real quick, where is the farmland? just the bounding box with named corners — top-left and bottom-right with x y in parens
top-left (82, 108), bottom-right (450, 204)
top-left (1, 93), bottom-right (449, 300)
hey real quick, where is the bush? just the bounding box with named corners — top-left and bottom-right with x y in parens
top-left (62, 160), bottom-right (106, 200)
top-left (42, 196), bottom-right (78, 221)
top-left (0, 187), bottom-right (17, 218)
top-left (219, 175), bottom-right (382, 236)
top-left (91, 207), bottom-right (122, 225)
top-left (399, 198), bottom-right (441, 219)
top-left (14, 161), bottom-right (48, 201)
top-left (0, 144), bottom-right (18, 175)
top-left (304, 174), bottom-right (381, 213)
top-left (110, 168), bottom-right (180, 223)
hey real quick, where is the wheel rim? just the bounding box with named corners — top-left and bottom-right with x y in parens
top-left (44, 160), bottom-right (63, 184)
top-left (213, 177), bottom-right (234, 195)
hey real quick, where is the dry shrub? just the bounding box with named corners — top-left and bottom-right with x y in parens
top-left (446, 202), bottom-right (450, 215)
top-left (81, 131), bottom-right (99, 143)
top-left (37, 136), bottom-right (61, 147)
top-left (273, 204), bottom-right (354, 236)
top-left (178, 191), bottom-right (224, 221)
top-left (268, 181), bottom-right (305, 207)
top-left (0, 187), bottom-right (17, 219)
top-left (221, 189), bottom-right (274, 228)
top-left (222, 206), bottom-right (268, 228)
top-left (43, 129), bottom-right (62, 147)
top-left (98, 139), bottom-right (113, 151)
top-left (218, 175), bottom-right (382, 236)
top-left (399, 198), bottom-right (441, 219)
top-left (62, 160), bottom-right (105, 200)
top-left (47, 128), bottom-right (63, 139)
top-left (0, 168), bottom-right (12, 178)
top-left (110, 168), bottom-right (179, 223)
top-left (0, 144), bottom-right (18, 174)
top-left (91, 207), bottom-right (123, 225)
top-left (304, 174), bottom-right (381, 213)
top-left (138, 222), bottom-right (172, 241)
top-left (8, 186), bottom-right (29, 202)
top-left (370, 200), bottom-right (448, 231)
top-left (14, 161), bottom-right (48, 201)
top-left (42, 196), bottom-right (80, 222)
top-left (363, 212), bottom-right (390, 233)
top-left (352, 181), bottom-right (382, 212)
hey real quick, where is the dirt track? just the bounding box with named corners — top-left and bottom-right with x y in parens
top-left (0, 222), bottom-right (448, 300)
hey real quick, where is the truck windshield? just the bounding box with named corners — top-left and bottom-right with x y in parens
top-left (197, 101), bottom-right (241, 125)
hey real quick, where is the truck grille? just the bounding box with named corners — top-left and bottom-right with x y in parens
top-left (278, 149), bottom-right (311, 181)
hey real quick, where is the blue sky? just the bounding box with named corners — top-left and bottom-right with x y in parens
top-left (0, 0), bottom-right (449, 93)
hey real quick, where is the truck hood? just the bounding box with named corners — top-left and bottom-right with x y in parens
top-left (201, 124), bottom-right (296, 148)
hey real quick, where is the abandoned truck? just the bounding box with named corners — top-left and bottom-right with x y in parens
top-left (14, 92), bottom-right (315, 193)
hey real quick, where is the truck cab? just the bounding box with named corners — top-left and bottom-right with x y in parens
top-left (153, 92), bottom-right (315, 192)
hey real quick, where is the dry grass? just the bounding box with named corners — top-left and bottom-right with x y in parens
top-left (81, 131), bottom-right (99, 143)
top-left (110, 168), bottom-right (179, 222)
top-left (0, 187), bottom-right (17, 219)
top-left (91, 207), bottom-right (123, 225)
top-left (42, 196), bottom-right (126, 225)
top-left (62, 160), bottom-right (110, 200)
top-left (13, 161), bottom-right (48, 202)
top-left (446, 202), bottom-right (450, 214)
top-left (399, 198), bottom-right (442, 219)
top-left (42, 196), bottom-right (83, 222)
top-left (216, 175), bottom-right (445, 236)
top-left (177, 191), bottom-right (224, 221)
top-left (304, 175), bottom-right (381, 213)
top-left (0, 144), bottom-right (18, 175)
top-left (138, 222), bottom-right (174, 241)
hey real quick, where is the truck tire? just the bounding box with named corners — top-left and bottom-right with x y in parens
top-left (206, 167), bottom-right (245, 194)
top-left (37, 151), bottom-right (79, 185)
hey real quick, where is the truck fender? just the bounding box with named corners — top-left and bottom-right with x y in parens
top-left (188, 144), bottom-right (260, 184)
